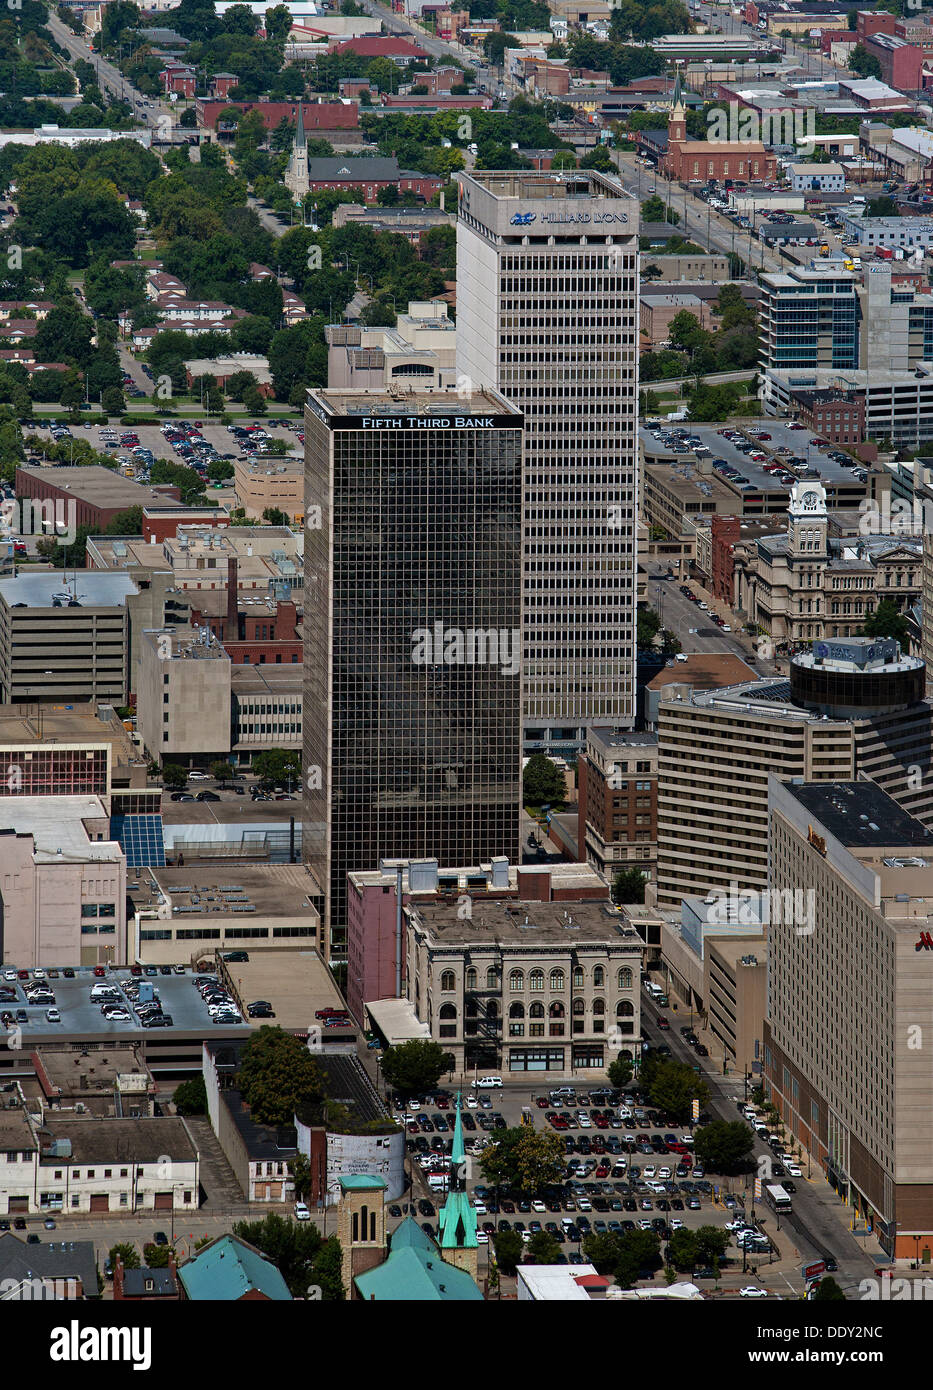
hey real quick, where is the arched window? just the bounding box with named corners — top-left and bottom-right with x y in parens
top-left (529, 1002), bottom-right (544, 1019)
top-left (572, 998), bottom-right (585, 1016)
top-left (509, 1002), bottom-right (525, 1019)
top-left (617, 967), bottom-right (633, 990)
top-left (549, 1001), bottom-right (565, 1018)
top-left (593, 966), bottom-right (604, 987)
top-left (616, 999), bottom-right (634, 1017)
top-left (486, 966), bottom-right (498, 989)
top-left (549, 969), bottom-right (564, 992)
top-left (465, 998), bottom-right (478, 1018)
top-left (440, 970), bottom-right (455, 992)
top-left (465, 967), bottom-right (477, 990)
top-left (529, 969), bottom-right (544, 992)
top-left (439, 1003), bottom-right (457, 1020)
top-left (486, 999), bottom-right (498, 1018)
top-left (573, 966), bottom-right (584, 988)
top-left (509, 969), bottom-right (524, 992)
top-left (592, 998), bottom-right (605, 1015)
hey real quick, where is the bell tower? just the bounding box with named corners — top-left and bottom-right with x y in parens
top-left (668, 68), bottom-right (687, 144)
top-left (336, 1175), bottom-right (387, 1297)
top-left (788, 479), bottom-right (828, 558)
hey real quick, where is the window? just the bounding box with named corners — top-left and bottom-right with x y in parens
top-left (616, 1000), bottom-right (634, 1017)
top-left (440, 970), bottom-right (455, 992)
top-left (572, 998), bottom-right (585, 1015)
top-left (465, 967), bottom-right (477, 990)
top-left (549, 969), bottom-right (564, 992)
top-left (592, 998), bottom-right (605, 1015)
top-left (618, 967), bottom-right (633, 989)
top-left (486, 966), bottom-right (498, 989)
top-left (439, 1004), bottom-right (457, 1020)
top-left (509, 1002), bottom-right (525, 1018)
top-left (509, 969), bottom-right (524, 992)
top-left (529, 969), bottom-right (544, 992)
top-left (529, 1002), bottom-right (544, 1019)
top-left (573, 967), bottom-right (584, 988)
top-left (593, 966), bottom-right (604, 987)
top-left (549, 1001), bottom-right (565, 1018)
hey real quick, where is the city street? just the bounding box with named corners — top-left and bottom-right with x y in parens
top-left (641, 565), bottom-right (778, 675)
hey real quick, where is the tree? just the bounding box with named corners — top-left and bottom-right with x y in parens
top-left (645, 1059), bottom-right (710, 1124)
top-left (251, 748), bottom-right (301, 787)
top-left (105, 506), bottom-right (143, 535)
top-left (615, 1229), bottom-right (661, 1287)
top-left (211, 760), bottom-right (234, 784)
top-left (143, 1242), bottom-right (174, 1268)
top-left (811, 1276), bottom-right (846, 1301)
top-left (237, 1025), bottom-right (325, 1126)
top-left (232, 1212), bottom-right (344, 1299)
top-left (262, 506), bottom-right (289, 525)
top-left (484, 31), bottom-right (522, 64)
top-left (693, 1224), bottom-right (730, 1270)
top-left (380, 1039), bottom-right (454, 1096)
top-left (612, 867), bottom-right (647, 905)
top-left (693, 1119), bottom-right (755, 1174)
top-left (862, 597), bottom-right (909, 644)
top-left (583, 1230), bottom-right (625, 1273)
top-left (479, 1126), bottom-right (565, 1196)
top-left (608, 1054), bottom-right (633, 1088)
top-left (522, 752), bottom-right (566, 808)
top-left (288, 1152), bottom-right (312, 1201)
top-left (101, 385), bottom-right (125, 414)
top-left (172, 1076), bottom-right (207, 1115)
top-left (525, 1229), bottom-right (561, 1264)
top-left (848, 43), bottom-right (881, 79)
top-left (641, 193), bottom-right (679, 225)
top-left (161, 763), bottom-right (188, 789)
top-left (493, 1227), bottom-right (524, 1276)
top-left (580, 145), bottom-right (614, 172)
top-left (866, 195), bottom-right (898, 217)
top-left (109, 1242), bottom-right (140, 1272)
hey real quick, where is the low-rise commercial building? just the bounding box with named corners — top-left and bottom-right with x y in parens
top-left (576, 729), bottom-right (657, 884)
top-left (326, 300), bottom-right (456, 390)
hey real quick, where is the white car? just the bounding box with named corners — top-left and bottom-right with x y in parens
top-left (33, 968), bottom-right (46, 979)
top-left (187, 771), bottom-right (209, 780)
top-left (643, 1166), bottom-right (657, 1179)
top-left (675, 652), bottom-right (688, 662)
top-left (476, 1076), bottom-right (502, 1088)
top-left (2, 970), bottom-right (15, 981)
top-left (670, 1218), bottom-right (685, 1230)
top-left (531, 1200), bottom-right (546, 1213)
top-left (786, 1163), bottom-right (803, 1177)
top-left (657, 1167), bottom-right (672, 1179)
top-left (472, 1201), bottom-right (487, 1215)
top-left (577, 1197), bottom-right (592, 1211)
top-left (476, 1230), bottom-right (489, 1244)
top-left (295, 1202), bottom-right (311, 1221)
top-left (721, 624), bottom-right (732, 632)
top-left (740, 1286), bottom-right (768, 1298)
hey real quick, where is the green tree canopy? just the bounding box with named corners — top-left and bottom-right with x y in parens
top-left (379, 1039), bottom-right (454, 1096)
top-left (493, 1227), bottom-right (524, 1276)
top-left (522, 752), bottom-right (566, 808)
top-left (232, 1213), bottom-right (344, 1298)
top-left (862, 598), bottom-right (909, 644)
top-left (479, 1126), bottom-right (565, 1196)
top-left (693, 1119), bottom-right (755, 1174)
top-left (237, 1025), bottom-right (325, 1127)
top-left (172, 1076), bottom-right (207, 1115)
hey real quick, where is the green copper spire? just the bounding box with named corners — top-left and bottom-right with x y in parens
top-left (437, 1092), bottom-right (477, 1251)
top-left (671, 67), bottom-right (684, 114)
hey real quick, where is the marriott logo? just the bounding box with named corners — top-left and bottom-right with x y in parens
top-left (916, 932), bottom-right (933, 952)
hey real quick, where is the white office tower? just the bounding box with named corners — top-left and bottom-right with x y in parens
top-left (457, 170), bottom-right (640, 754)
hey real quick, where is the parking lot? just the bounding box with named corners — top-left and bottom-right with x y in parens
top-left (0, 964), bottom-right (249, 1038)
top-left (395, 1083), bottom-right (769, 1273)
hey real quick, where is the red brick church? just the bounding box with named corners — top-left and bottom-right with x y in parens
top-left (660, 73), bottom-right (777, 183)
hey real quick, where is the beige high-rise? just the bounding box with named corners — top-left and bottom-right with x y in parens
top-left (457, 170), bottom-right (640, 754)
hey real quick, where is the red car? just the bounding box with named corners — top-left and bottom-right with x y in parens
top-left (595, 1163), bottom-right (610, 1178)
top-left (315, 1007), bottom-right (349, 1019)
top-left (93, 966), bottom-right (105, 977)
top-left (17, 970), bottom-right (28, 980)
top-left (594, 1115), bottom-right (609, 1129)
top-left (130, 965), bottom-right (142, 976)
top-left (536, 1097), bottom-right (550, 1108)
top-left (552, 1118), bottom-right (569, 1131)
top-left (657, 1016), bottom-right (670, 1030)
top-left (436, 1096), bottom-right (450, 1110)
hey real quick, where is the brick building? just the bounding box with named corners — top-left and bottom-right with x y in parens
top-left (196, 100), bottom-right (359, 133)
top-left (661, 75), bottom-right (775, 183)
top-left (577, 728), bottom-right (658, 885)
top-left (789, 387), bottom-right (866, 445)
top-left (304, 156), bottom-right (442, 202)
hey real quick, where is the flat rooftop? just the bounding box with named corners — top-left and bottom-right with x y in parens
top-left (34, 1045), bottom-right (151, 1099)
top-left (213, 949), bottom-right (344, 1031)
top-left (408, 898), bottom-right (644, 948)
top-left (15, 464), bottom-right (181, 509)
top-left (307, 385), bottom-right (522, 420)
top-left (0, 701), bottom-right (136, 758)
top-left (39, 1116), bottom-right (197, 1165)
top-left (0, 795), bottom-right (122, 863)
top-left (0, 571), bottom-right (137, 609)
top-left (462, 169), bottom-right (628, 200)
top-left (647, 653), bottom-right (757, 690)
top-left (0, 966), bottom-right (250, 1042)
top-left (781, 781), bottom-right (933, 849)
top-left (148, 864), bottom-right (318, 920)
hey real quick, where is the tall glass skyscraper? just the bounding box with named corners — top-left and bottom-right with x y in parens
top-left (303, 388), bottom-right (523, 951)
top-left (456, 170), bottom-right (640, 755)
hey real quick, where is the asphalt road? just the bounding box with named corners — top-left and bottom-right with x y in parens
top-left (642, 566), bottom-right (777, 673)
top-left (640, 1012), bottom-right (884, 1295)
top-left (47, 14), bottom-right (171, 135)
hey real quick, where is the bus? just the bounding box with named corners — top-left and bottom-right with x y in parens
top-left (765, 1183), bottom-right (792, 1215)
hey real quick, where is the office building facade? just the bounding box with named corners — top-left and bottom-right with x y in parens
top-left (758, 264), bottom-right (860, 374)
top-left (457, 170), bottom-right (640, 754)
top-left (655, 638), bottom-right (933, 906)
top-left (303, 388), bottom-right (523, 951)
top-left (766, 777), bottom-right (933, 1259)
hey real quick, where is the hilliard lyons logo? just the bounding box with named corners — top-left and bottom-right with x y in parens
top-left (916, 932), bottom-right (933, 952)
top-left (50, 1321), bottom-right (151, 1371)
top-left (510, 212), bottom-right (536, 225)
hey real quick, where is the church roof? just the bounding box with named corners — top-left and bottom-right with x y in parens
top-left (437, 1093), bottom-right (478, 1251)
top-left (354, 1216), bottom-right (483, 1301)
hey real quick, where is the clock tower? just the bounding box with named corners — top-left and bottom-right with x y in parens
top-left (788, 479), bottom-right (828, 558)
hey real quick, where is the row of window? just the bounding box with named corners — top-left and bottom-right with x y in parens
top-left (438, 966), bottom-right (634, 992)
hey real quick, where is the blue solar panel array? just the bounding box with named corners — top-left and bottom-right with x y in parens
top-left (111, 813), bottom-right (166, 867)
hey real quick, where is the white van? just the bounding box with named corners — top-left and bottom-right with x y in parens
top-left (427, 1174), bottom-right (449, 1192)
top-left (476, 1075), bottom-right (503, 1088)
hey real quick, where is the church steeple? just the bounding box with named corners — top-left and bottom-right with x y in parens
top-left (668, 66), bottom-right (686, 143)
top-left (437, 1092), bottom-right (478, 1279)
top-left (295, 100), bottom-right (306, 151)
top-left (284, 100), bottom-right (309, 201)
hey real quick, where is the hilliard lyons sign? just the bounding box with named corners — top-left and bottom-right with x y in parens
top-left (509, 210), bottom-right (629, 226)
top-left (916, 932), bottom-right (933, 952)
